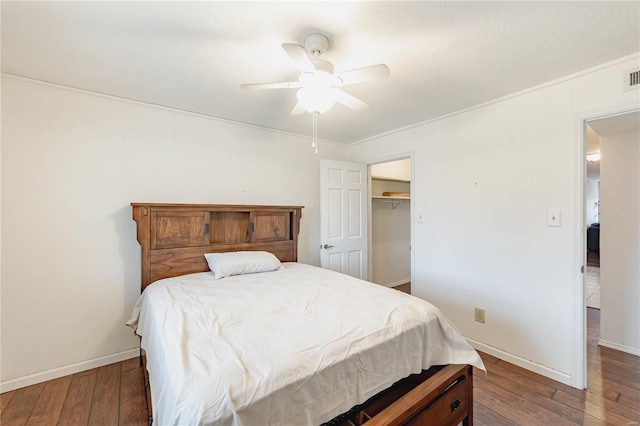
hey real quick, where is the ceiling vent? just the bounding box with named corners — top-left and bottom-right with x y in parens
top-left (623, 68), bottom-right (640, 92)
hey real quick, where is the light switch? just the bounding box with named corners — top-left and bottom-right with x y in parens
top-left (547, 209), bottom-right (561, 227)
top-left (417, 212), bottom-right (424, 223)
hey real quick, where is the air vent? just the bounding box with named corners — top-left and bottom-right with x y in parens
top-left (623, 68), bottom-right (640, 92)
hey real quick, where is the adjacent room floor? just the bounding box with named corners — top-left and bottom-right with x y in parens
top-left (586, 266), bottom-right (601, 310)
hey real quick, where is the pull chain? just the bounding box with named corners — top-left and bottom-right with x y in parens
top-left (312, 112), bottom-right (318, 154)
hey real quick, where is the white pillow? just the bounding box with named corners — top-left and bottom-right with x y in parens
top-left (204, 251), bottom-right (284, 280)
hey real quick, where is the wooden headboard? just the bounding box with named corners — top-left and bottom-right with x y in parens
top-left (131, 203), bottom-right (303, 291)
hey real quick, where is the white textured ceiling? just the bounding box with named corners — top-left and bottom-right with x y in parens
top-left (2, 1), bottom-right (639, 144)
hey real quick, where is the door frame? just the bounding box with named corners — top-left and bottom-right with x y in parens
top-left (366, 152), bottom-right (415, 289)
top-left (572, 104), bottom-right (640, 389)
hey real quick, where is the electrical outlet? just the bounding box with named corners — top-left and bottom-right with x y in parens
top-left (475, 308), bottom-right (485, 324)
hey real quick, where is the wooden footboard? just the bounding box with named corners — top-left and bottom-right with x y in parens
top-left (327, 364), bottom-right (473, 426)
top-left (367, 365), bottom-right (472, 426)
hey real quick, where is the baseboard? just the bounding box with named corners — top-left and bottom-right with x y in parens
top-left (598, 339), bottom-right (640, 356)
top-left (382, 279), bottom-right (411, 288)
top-left (0, 348), bottom-right (139, 393)
top-left (466, 337), bottom-right (572, 386)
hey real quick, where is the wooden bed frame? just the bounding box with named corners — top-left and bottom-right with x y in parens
top-left (131, 202), bottom-right (473, 426)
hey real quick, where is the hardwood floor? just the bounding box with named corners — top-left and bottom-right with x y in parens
top-left (2, 309), bottom-right (638, 425)
top-left (472, 308), bottom-right (639, 426)
top-left (1, 358), bottom-right (147, 426)
top-left (392, 282), bottom-right (411, 294)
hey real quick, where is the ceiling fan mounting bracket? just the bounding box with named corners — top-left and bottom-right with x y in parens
top-left (304, 33), bottom-right (329, 57)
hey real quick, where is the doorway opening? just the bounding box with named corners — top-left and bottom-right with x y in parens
top-left (580, 110), bottom-right (640, 389)
top-left (584, 124), bottom-right (600, 311)
top-left (369, 158), bottom-right (412, 293)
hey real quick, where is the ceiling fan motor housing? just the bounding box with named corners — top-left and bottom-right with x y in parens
top-left (304, 33), bottom-right (329, 57)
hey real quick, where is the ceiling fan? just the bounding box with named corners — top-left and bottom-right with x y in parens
top-left (241, 33), bottom-right (390, 115)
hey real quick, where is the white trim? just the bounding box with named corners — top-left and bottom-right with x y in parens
top-left (571, 115), bottom-right (587, 390)
top-left (351, 52), bottom-right (640, 147)
top-left (359, 152), bottom-right (413, 168)
top-left (409, 153), bottom-right (415, 295)
top-left (466, 338), bottom-right (572, 386)
top-left (0, 73), bottom-right (343, 148)
top-left (367, 165), bottom-right (373, 281)
top-left (0, 349), bottom-right (139, 393)
top-left (598, 339), bottom-right (640, 356)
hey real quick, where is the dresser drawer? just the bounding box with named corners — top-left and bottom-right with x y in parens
top-left (403, 374), bottom-right (468, 425)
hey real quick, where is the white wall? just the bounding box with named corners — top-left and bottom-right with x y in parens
top-left (349, 55), bottom-right (640, 385)
top-left (585, 178), bottom-right (600, 225)
top-left (600, 129), bottom-right (640, 354)
top-left (371, 200), bottom-right (410, 286)
top-left (0, 75), bottom-right (349, 390)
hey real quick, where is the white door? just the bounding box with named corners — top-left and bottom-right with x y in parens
top-left (320, 159), bottom-right (368, 279)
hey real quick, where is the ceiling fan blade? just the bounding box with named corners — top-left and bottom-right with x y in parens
top-left (241, 82), bottom-right (301, 90)
top-left (332, 88), bottom-right (369, 110)
top-left (282, 43), bottom-right (316, 73)
top-left (337, 64), bottom-right (390, 86)
top-left (290, 101), bottom-right (306, 116)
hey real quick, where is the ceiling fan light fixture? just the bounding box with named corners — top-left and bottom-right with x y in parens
top-left (298, 70), bottom-right (341, 89)
top-left (296, 87), bottom-right (336, 114)
top-left (587, 152), bottom-right (601, 162)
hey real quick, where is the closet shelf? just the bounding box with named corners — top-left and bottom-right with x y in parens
top-left (372, 196), bottom-right (410, 209)
top-left (372, 195), bottom-right (411, 200)
top-left (371, 176), bottom-right (410, 183)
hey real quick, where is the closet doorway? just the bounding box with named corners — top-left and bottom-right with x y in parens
top-left (369, 158), bottom-right (412, 291)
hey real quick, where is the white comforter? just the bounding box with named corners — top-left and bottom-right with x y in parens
top-left (127, 263), bottom-right (484, 426)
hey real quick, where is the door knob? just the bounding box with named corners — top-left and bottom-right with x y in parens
top-left (323, 244), bottom-right (334, 249)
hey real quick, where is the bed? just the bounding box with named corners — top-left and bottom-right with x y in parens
top-left (128, 203), bottom-right (484, 425)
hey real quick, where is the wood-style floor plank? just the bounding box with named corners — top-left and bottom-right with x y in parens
top-left (56, 371), bottom-right (97, 425)
top-left (1, 383), bottom-right (45, 426)
top-left (483, 359), bottom-right (557, 397)
top-left (26, 375), bottom-right (72, 426)
top-left (118, 360), bottom-right (148, 426)
top-left (87, 363), bottom-right (121, 426)
top-left (472, 400), bottom-right (516, 426)
top-left (1, 390), bottom-right (16, 412)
